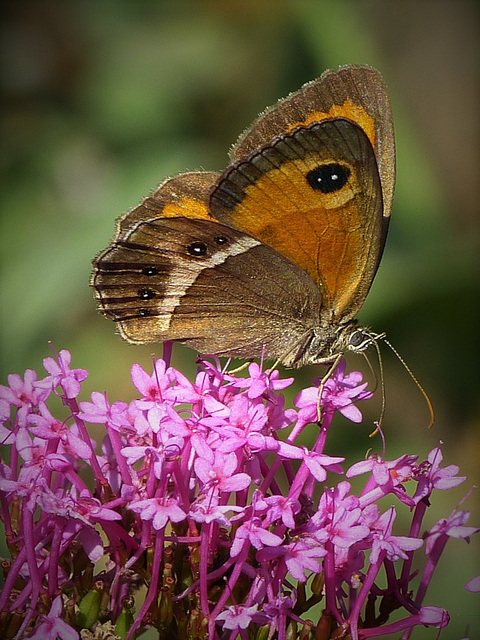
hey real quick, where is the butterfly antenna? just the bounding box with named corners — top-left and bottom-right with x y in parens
top-left (383, 337), bottom-right (435, 429)
top-left (362, 348), bottom-right (379, 394)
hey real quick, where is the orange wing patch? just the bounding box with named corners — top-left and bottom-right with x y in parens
top-left (285, 99), bottom-right (376, 149)
top-left (214, 157), bottom-right (365, 310)
top-left (162, 197), bottom-right (212, 220)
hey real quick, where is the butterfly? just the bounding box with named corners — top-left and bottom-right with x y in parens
top-left (92, 64), bottom-right (395, 368)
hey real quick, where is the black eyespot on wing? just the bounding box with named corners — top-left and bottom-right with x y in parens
top-left (215, 236), bottom-right (228, 245)
top-left (137, 288), bottom-right (157, 300)
top-left (138, 308), bottom-right (151, 317)
top-left (306, 163), bottom-right (350, 194)
top-left (142, 267), bottom-right (159, 276)
top-left (187, 241), bottom-right (208, 257)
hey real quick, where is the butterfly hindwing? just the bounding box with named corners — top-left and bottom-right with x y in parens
top-left (93, 213), bottom-right (323, 364)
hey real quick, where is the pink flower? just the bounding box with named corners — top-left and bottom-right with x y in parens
top-left (26, 595), bottom-right (78, 640)
top-left (189, 492), bottom-right (241, 525)
top-left (302, 450), bottom-right (344, 482)
top-left (260, 495), bottom-right (301, 529)
top-left (35, 350), bottom-right (88, 399)
top-left (128, 496), bottom-right (187, 530)
top-left (369, 507), bottom-right (423, 564)
top-left (38, 487), bottom-right (121, 524)
top-left (27, 402), bottom-right (92, 459)
top-left (418, 605), bottom-right (450, 627)
top-left (425, 508), bottom-right (479, 554)
top-left (413, 445), bottom-right (466, 503)
top-left (231, 516), bottom-right (284, 557)
top-left (228, 361), bottom-right (294, 399)
top-left (15, 428), bottom-right (71, 480)
top-left (264, 538), bottom-right (326, 582)
top-left (121, 434), bottom-right (184, 479)
top-left (295, 359), bottom-right (372, 426)
top-left (194, 451), bottom-right (251, 494)
top-left (348, 453), bottom-right (418, 507)
top-left (79, 392), bottom-right (131, 432)
top-left (465, 575), bottom-right (480, 592)
top-left (216, 604), bottom-right (260, 630)
top-left (327, 506), bottom-right (370, 550)
top-left (131, 360), bottom-right (199, 405)
top-left (0, 369), bottom-right (49, 426)
top-left (1, 349), bottom-right (477, 639)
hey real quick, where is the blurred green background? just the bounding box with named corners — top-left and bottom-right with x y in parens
top-left (1, 1), bottom-right (479, 637)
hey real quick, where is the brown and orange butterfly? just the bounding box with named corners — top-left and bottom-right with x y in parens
top-left (92, 64), bottom-right (395, 368)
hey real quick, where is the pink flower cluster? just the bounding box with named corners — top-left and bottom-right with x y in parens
top-left (0, 350), bottom-right (478, 640)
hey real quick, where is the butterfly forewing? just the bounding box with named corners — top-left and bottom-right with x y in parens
top-left (210, 119), bottom-right (383, 319)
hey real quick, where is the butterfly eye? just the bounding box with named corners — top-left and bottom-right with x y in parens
top-left (306, 163), bottom-right (350, 194)
top-left (349, 330), bottom-right (365, 347)
top-left (142, 267), bottom-right (159, 276)
top-left (348, 329), bottom-right (378, 352)
top-left (187, 241), bottom-right (208, 257)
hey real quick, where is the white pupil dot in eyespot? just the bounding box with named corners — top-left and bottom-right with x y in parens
top-left (318, 172), bottom-right (338, 183)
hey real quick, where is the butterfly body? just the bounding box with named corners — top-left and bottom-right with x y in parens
top-left (92, 65), bottom-right (395, 367)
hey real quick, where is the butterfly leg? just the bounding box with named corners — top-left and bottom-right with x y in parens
top-left (316, 352), bottom-right (343, 425)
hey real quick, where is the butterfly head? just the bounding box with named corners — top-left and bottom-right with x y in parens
top-left (288, 321), bottom-right (385, 367)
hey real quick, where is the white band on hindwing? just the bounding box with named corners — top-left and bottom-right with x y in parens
top-left (157, 235), bottom-right (261, 332)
